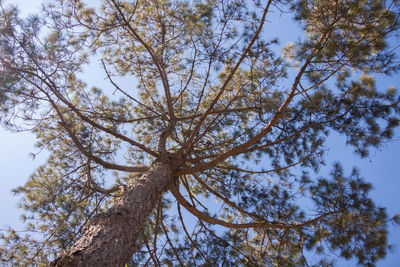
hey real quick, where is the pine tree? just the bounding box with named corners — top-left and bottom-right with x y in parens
top-left (1, 0), bottom-right (400, 266)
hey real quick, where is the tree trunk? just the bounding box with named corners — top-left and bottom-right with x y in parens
top-left (52, 161), bottom-right (173, 267)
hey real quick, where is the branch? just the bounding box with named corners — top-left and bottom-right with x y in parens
top-left (170, 181), bottom-right (338, 230)
top-left (176, 56), bottom-right (312, 175)
top-left (160, 213), bottom-right (184, 266)
top-left (86, 161), bottom-right (125, 194)
top-left (56, 113), bottom-right (148, 173)
top-left (152, 197), bottom-right (162, 265)
top-left (196, 219), bottom-right (258, 265)
top-left (109, 0), bottom-right (175, 119)
top-left (177, 21), bottom-right (339, 175)
top-left (14, 63), bottom-right (158, 158)
top-left (177, 106), bottom-right (260, 121)
top-left (216, 152), bottom-right (313, 174)
top-left (180, 0), bottom-right (273, 153)
top-left (172, 45), bottom-right (197, 107)
top-left (18, 74), bottom-right (149, 173)
top-left (7, 6), bottom-right (160, 158)
top-left (141, 229), bottom-right (161, 267)
top-left (177, 8), bottom-right (347, 175)
top-left (101, 59), bottom-right (163, 117)
top-left (177, 203), bottom-right (211, 265)
top-left (190, 173), bottom-right (266, 222)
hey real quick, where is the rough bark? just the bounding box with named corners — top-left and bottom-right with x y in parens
top-left (52, 161), bottom-right (173, 267)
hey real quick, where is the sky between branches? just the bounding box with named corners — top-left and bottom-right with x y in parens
top-left (0, 0), bottom-right (400, 266)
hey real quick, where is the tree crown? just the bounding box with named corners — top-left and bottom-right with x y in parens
top-left (1, 0), bottom-right (400, 266)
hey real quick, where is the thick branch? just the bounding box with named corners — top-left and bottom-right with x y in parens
top-left (177, 57), bottom-right (311, 175)
top-left (170, 181), bottom-right (338, 230)
top-left (24, 78), bottom-right (149, 173)
top-left (15, 65), bottom-right (158, 158)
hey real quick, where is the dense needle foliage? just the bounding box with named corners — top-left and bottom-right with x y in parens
top-left (1, 0), bottom-right (400, 266)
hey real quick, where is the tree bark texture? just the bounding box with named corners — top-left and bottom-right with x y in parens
top-left (52, 161), bottom-right (173, 267)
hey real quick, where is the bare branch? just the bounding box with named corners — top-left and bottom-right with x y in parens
top-left (177, 203), bottom-right (212, 266)
top-left (160, 213), bottom-right (184, 266)
top-left (180, 0), bottom-right (273, 153)
top-left (101, 59), bottom-right (163, 117)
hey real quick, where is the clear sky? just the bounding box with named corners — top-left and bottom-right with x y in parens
top-left (1, 0), bottom-right (399, 266)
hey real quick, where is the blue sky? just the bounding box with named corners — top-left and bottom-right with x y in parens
top-left (1, 0), bottom-right (399, 266)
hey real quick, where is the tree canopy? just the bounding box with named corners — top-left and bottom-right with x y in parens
top-left (1, 0), bottom-right (400, 266)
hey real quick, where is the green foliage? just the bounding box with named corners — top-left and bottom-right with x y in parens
top-left (1, 0), bottom-right (400, 266)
